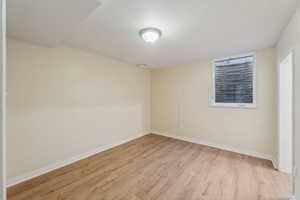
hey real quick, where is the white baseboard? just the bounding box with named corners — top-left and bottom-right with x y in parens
top-left (152, 131), bottom-right (274, 163)
top-left (8, 131), bottom-right (276, 187)
top-left (7, 132), bottom-right (149, 188)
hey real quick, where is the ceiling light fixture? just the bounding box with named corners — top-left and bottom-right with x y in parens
top-left (139, 27), bottom-right (162, 43)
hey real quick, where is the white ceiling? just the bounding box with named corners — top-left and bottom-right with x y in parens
top-left (7, 0), bottom-right (101, 46)
top-left (8, 0), bottom-right (300, 67)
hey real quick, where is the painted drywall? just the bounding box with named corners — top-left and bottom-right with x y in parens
top-left (276, 4), bottom-right (300, 198)
top-left (151, 48), bottom-right (277, 157)
top-left (7, 39), bottom-right (151, 179)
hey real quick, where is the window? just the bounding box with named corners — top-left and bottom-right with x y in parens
top-left (212, 54), bottom-right (256, 108)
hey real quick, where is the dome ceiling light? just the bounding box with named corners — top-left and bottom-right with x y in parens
top-left (139, 27), bottom-right (162, 43)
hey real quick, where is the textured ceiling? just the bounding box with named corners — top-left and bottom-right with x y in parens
top-left (8, 0), bottom-right (300, 67)
top-left (7, 0), bottom-right (101, 46)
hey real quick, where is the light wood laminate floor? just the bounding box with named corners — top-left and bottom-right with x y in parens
top-left (8, 134), bottom-right (291, 200)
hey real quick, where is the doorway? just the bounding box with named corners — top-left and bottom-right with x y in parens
top-left (278, 52), bottom-right (294, 174)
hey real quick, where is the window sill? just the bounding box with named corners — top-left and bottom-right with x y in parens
top-left (211, 102), bottom-right (257, 109)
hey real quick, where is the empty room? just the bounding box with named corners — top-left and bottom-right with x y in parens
top-left (0, 0), bottom-right (300, 199)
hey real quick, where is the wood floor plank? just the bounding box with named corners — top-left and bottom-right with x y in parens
top-left (7, 134), bottom-right (291, 200)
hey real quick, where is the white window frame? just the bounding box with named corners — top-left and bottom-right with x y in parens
top-left (211, 52), bottom-right (257, 108)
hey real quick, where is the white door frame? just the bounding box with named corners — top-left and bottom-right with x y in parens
top-left (0, 0), bottom-right (6, 199)
top-left (277, 49), bottom-right (295, 197)
top-left (291, 49), bottom-right (296, 200)
top-left (278, 50), bottom-right (294, 173)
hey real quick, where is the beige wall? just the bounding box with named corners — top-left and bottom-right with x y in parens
top-left (151, 48), bottom-right (277, 156)
top-left (276, 5), bottom-right (300, 198)
top-left (7, 39), bottom-right (151, 178)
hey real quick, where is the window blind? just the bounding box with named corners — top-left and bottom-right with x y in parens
top-left (214, 55), bottom-right (254, 104)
